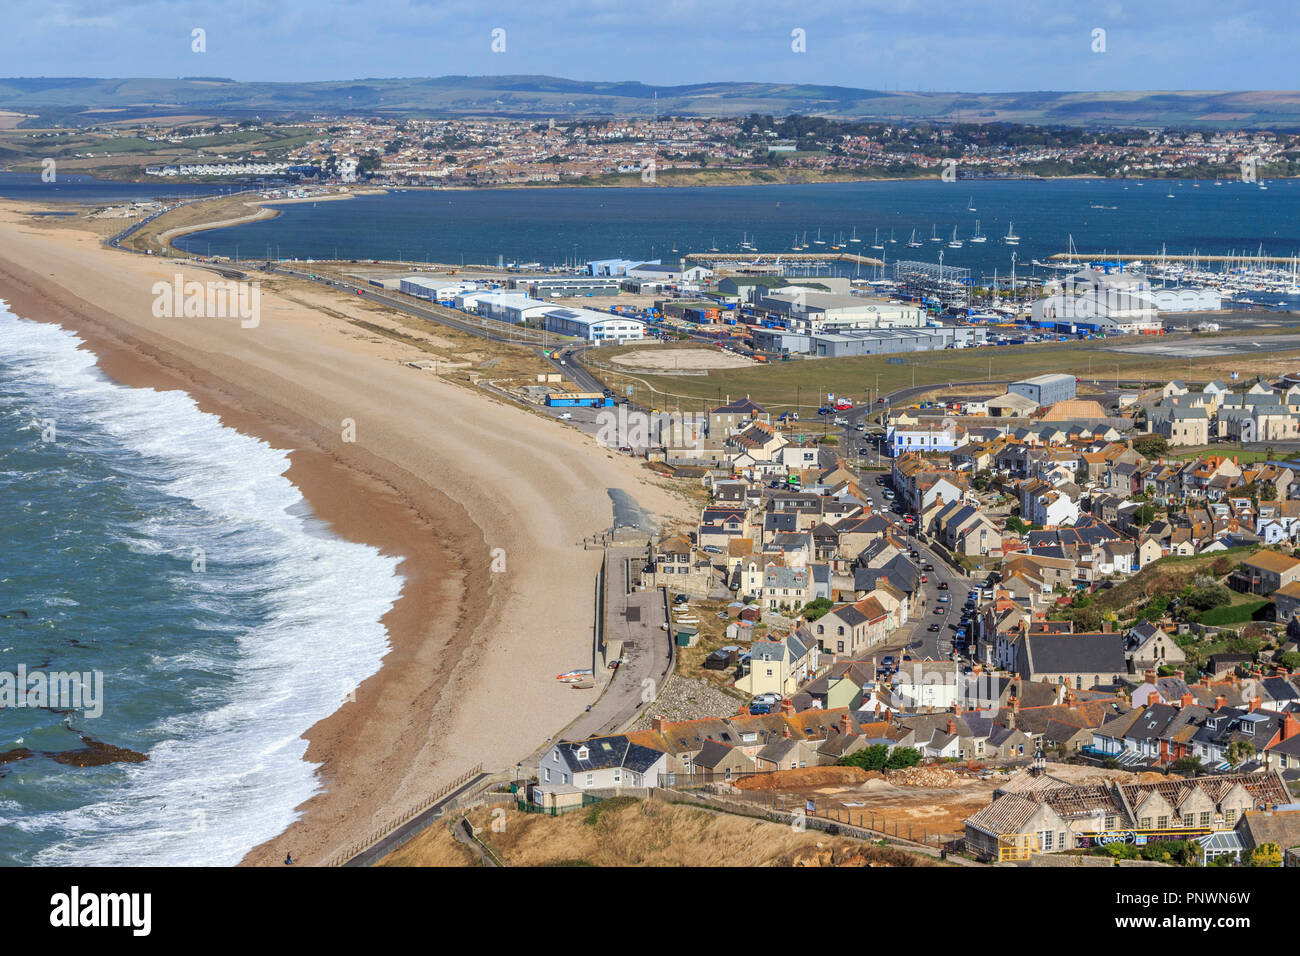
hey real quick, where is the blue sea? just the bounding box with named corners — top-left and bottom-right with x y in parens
top-left (164, 177), bottom-right (1300, 278)
top-left (0, 302), bottom-right (402, 865)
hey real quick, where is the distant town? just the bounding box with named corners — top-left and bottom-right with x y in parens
top-left (7, 114), bottom-right (1300, 186)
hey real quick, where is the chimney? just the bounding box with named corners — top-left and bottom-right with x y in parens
top-left (1214, 694), bottom-right (1228, 710)
top-left (1279, 667), bottom-right (1291, 677)
top-left (1249, 696), bottom-right (1262, 713)
top-left (1009, 695), bottom-right (1019, 713)
top-left (1144, 669), bottom-right (1157, 685)
top-left (783, 725), bottom-right (792, 739)
top-left (972, 663), bottom-right (984, 676)
top-left (1283, 714), bottom-right (1300, 741)
top-left (873, 701), bottom-right (881, 719)
top-left (1174, 669), bottom-right (1185, 682)
top-left (1064, 689), bottom-right (1076, 706)
top-left (1006, 709), bottom-right (1016, 730)
top-left (652, 715), bottom-right (668, 732)
top-left (1180, 692), bottom-right (1194, 709)
top-left (838, 712), bottom-right (853, 736)
top-left (780, 698), bottom-right (795, 716)
top-left (946, 717), bottom-right (958, 735)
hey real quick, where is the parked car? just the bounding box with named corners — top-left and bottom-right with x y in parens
top-left (701, 545), bottom-right (723, 554)
top-left (938, 595), bottom-right (950, 603)
top-left (672, 594), bottom-right (690, 605)
top-left (938, 581), bottom-right (949, 590)
top-left (923, 563), bottom-right (934, 572)
top-left (920, 575), bottom-right (928, 583)
top-left (934, 607), bottom-right (946, 615)
top-left (928, 623), bottom-right (941, 632)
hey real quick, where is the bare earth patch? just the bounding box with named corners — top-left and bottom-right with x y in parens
top-left (610, 347), bottom-right (754, 371)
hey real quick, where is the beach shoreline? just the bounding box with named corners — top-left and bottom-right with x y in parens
top-left (0, 200), bottom-right (687, 865)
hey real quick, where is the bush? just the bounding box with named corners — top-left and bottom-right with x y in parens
top-left (885, 747), bottom-right (921, 770)
top-left (802, 597), bottom-right (834, 621)
top-left (840, 744), bottom-right (889, 772)
top-left (1133, 435), bottom-right (1169, 457)
top-left (1184, 582), bottom-right (1232, 612)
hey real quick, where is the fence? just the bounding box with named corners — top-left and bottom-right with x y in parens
top-left (321, 764), bottom-right (485, 867)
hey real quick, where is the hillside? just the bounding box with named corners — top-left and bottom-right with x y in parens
top-left (380, 796), bottom-right (943, 867)
top-left (4, 76), bottom-right (1300, 127)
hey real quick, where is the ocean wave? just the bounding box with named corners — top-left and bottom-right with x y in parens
top-left (0, 300), bottom-right (403, 866)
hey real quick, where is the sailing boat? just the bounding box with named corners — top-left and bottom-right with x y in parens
top-left (870, 228), bottom-right (884, 251)
top-left (888, 228), bottom-right (897, 244)
top-left (849, 226), bottom-right (861, 244)
top-left (709, 236), bottom-right (719, 252)
top-left (970, 220), bottom-right (986, 244)
top-left (1003, 221), bottom-right (1020, 245)
top-left (906, 228), bottom-right (922, 248)
top-left (813, 228), bottom-right (826, 245)
top-left (967, 195), bottom-right (976, 211)
top-left (929, 224), bottom-right (942, 242)
top-left (792, 233), bottom-right (801, 252)
top-left (947, 225), bottom-right (963, 249)
top-left (800, 231), bottom-right (809, 249)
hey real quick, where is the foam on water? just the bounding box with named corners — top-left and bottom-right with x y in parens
top-left (0, 301), bottom-right (403, 865)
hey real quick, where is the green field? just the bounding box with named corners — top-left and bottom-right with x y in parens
top-left (591, 337), bottom-right (1300, 414)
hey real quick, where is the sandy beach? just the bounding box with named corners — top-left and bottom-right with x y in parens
top-left (0, 202), bottom-right (688, 865)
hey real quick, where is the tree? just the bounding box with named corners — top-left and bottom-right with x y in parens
top-left (1134, 503), bottom-right (1157, 526)
top-left (839, 744), bottom-right (889, 772)
top-left (884, 747), bottom-right (921, 770)
top-left (1261, 482), bottom-right (1278, 501)
top-left (1279, 650), bottom-right (1300, 671)
top-left (1133, 434), bottom-right (1169, 457)
top-left (802, 597), bottom-right (833, 621)
top-left (1249, 843), bottom-right (1282, 867)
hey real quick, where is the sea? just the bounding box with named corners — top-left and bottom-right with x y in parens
top-left (0, 302), bottom-right (402, 865)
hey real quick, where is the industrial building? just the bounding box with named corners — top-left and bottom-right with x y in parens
top-left (752, 326), bottom-right (986, 358)
top-left (455, 291), bottom-right (554, 324)
top-left (715, 276), bottom-right (850, 304)
top-left (541, 307), bottom-right (646, 343)
top-left (399, 276), bottom-right (476, 302)
top-left (520, 276), bottom-right (622, 298)
top-left (1030, 269), bottom-right (1171, 333)
top-left (752, 292), bottom-right (925, 334)
top-left (1009, 373), bottom-right (1077, 406)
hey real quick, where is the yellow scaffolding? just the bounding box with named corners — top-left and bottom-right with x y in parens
top-left (997, 833), bottom-right (1039, 862)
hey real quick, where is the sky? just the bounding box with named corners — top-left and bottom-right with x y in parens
top-left (0, 0), bottom-right (1293, 93)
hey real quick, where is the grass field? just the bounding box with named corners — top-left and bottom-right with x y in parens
top-left (590, 337), bottom-right (1300, 414)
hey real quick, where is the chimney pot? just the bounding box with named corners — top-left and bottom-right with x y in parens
top-left (1214, 694), bottom-right (1227, 710)
top-left (1249, 696), bottom-right (1262, 713)
top-left (652, 715), bottom-right (668, 732)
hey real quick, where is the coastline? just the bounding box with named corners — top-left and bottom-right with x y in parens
top-left (0, 201), bottom-right (688, 864)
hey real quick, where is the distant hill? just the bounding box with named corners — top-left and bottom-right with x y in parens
top-left (2, 76), bottom-right (1299, 128)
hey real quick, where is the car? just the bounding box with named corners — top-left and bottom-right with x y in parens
top-left (920, 575), bottom-right (928, 583)
top-left (701, 545), bottom-right (723, 554)
top-left (672, 594), bottom-right (690, 605)
top-left (927, 623), bottom-right (941, 632)
top-left (923, 563), bottom-right (934, 572)
top-left (938, 595), bottom-right (950, 603)
top-left (557, 412), bottom-right (573, 420)
top-left (934, 607), bottom-right (946, 615)
top-left (880, 655), bottom-right (895, 668)
top-left (938, 581), bottom-right (949, 590)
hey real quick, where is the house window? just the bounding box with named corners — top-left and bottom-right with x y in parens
top-left (1105, 814), bottom-right (1117, 830)
top-left (1225, 808), bottom-right (1237, 825)
top-left (837, 641), bottom-right (845, 653)
top-left (586, 773), bottom-right (594, 787)
top-left (1157, 815), bottom-right (1169, 830)
top-left (544, 768), bottom-right (551, 782)
top-left (1039, 830), bottom-right (1054, 850)
top-left (1140, 817), bottom-right (1152, 830)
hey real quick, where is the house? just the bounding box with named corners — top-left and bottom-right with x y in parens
top-left (964, 770), bottom-right (1291, 860)
top-left (534, 735), bottom-right (669, 809)
top-left (812, 597), bottom-right (889, 655)
top-left (1016, 631), bottom-right (1126, 688)
top-left (737, 630), bottom-right (817, 696)
top-left (708, 398), bottom-right (770, 437)
top-left (1238, 550), bottom-right (1300, 595)
top-left (762, 565), bottom-right (812, 611)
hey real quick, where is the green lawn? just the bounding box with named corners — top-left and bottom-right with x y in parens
top-left (590, 337), bottom-right (1300, 413)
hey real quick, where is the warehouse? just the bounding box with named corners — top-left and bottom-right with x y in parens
top-left (753, 292), bottom-right (925, 333)
top-left (715, 276), bottom-right (845, 304)
top-left (399, 276), bottom-right (475, 302)
top-left (752, 326), bottom-right (986, 358)
top-left (541, 307), bottom-right (646, 343)
top-left (520, 276), bottom-right (622, 298)
top-left (456, 291), bottom-right (554, 324)
top-left (1009, 373), bottom-right (1076, 406)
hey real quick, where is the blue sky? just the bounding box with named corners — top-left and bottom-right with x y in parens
top-left (1, 0), bottom-right (1290, 92)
